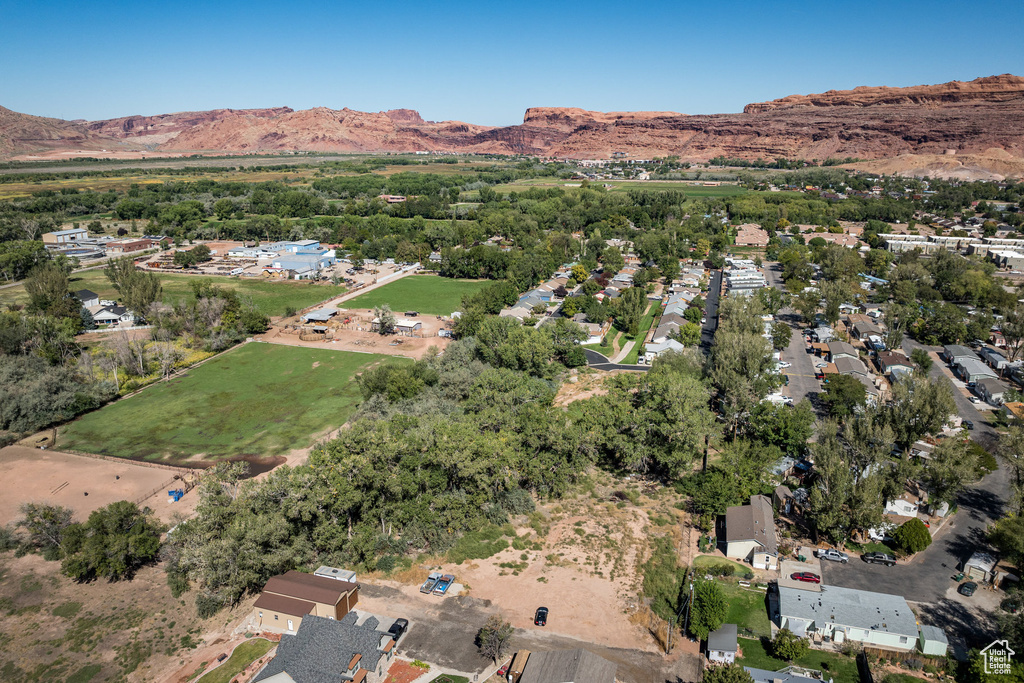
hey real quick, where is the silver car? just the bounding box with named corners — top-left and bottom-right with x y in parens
top-left (817, 548), bottom-right (849, 563)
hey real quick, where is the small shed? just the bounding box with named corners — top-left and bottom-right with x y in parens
top-left (965, 552), bottom-right (998, 582)
top-left (774, 485), bottom-right (795, 515)
top-left (919, 624), bottom-right (949, 656)
top-left (707, 624), bottom-right (738, 664)
top-left (301, 308), bottom-right (339, 323)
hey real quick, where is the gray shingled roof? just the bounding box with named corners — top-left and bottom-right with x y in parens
top-left (254, 614), bottom-right (391, 683)
top-left (827, 341), bottom-right (859, 360)
top-left (919, 624), bottom-right (948, 645)
top-left (834, 356), bottom-right (868, 376)
top-left (779, 585), bottom-right (918, 638)
top-left (724, 495), bottom-right (777, 554)
top-left (708, 623), bottom-right (738, 652)
top-left (744, 666), bottom-right (821, 683)
top-left (519, 648), bottom-right (617, 683)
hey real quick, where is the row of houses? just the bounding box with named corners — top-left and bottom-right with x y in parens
top-left (722, 258), bottom-right (767, 297)
top-left (884, 234), bottom-right (1024, 267)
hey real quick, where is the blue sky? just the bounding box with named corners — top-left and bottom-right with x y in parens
top-left (2, 0), bottom-right (1021, 125)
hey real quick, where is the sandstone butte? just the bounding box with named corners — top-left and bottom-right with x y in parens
top-left (2, 74), bottom-right (1023, 178)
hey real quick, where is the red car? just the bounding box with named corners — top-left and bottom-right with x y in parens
top-left (791, 572), bottom-right (821, 584)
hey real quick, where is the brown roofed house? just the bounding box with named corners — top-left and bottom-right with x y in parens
top-left (723, 495), bottom-right (778, 570)
top-left (253, 570), bottom-right (359, 633)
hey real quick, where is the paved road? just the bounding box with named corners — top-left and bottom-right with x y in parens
top-left (583, 348), bottom-right (650, 372)
top-left (820, 337), bottom-right (1008, 644)
top-left (699, 270), bottom-right (721, 351)
top-left (763, 263), bottom-right (819, 405)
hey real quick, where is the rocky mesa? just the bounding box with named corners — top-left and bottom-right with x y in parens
top-left (2, 75), bottom-right (1023, 176)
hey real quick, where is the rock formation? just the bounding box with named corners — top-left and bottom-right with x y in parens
top-left (2, 75), bottom-right (1023, 177)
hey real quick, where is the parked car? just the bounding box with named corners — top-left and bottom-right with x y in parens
top-left (497, 661), bottom-right (511, 676)
top-left (419, 572), bottom-right (441, 593)
top-left (777, 361), bottom-right (792, 368)
top-left (791, 572), bottom-right (821, 584)
top-left (432, 574), bottom-right (455, 595)
top-left (959, 581), bottom-right (978, 597)
top-left (534, 607), bottom-right (549, 626)
top-left (387, 618), bottom-right (409, 641)
top-left (970, 397), bottom-right (982, 404)
top-left (817, 548), bottom-right (849, 563)
top-left (964, 420), bottom-right (975, 430)
top-left (862, 552), bottom-right (897, 566)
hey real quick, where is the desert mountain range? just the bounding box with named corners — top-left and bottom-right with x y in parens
top-left (2, 75), bottom-right (1023, 178)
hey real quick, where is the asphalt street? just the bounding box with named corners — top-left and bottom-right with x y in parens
top-left (699, 269), bottom-right (721, 351)
top-left (763, 263), bottom-right (819, 405)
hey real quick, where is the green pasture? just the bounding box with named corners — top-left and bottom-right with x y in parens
top-left (60, 343), bottom-right (405, 464)
top-left (342, 275), bottom-right (487, 316)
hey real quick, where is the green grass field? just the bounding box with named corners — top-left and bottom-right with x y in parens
top-left (342, 275), bottom-right (487, 316)
top-left (60, 343), bottom-right (405, 464)
top-left (0, 269), bottom-right (344, 317)
top-left (720, 582), bottom-right (771, 638)
top-left (622, 305), bottom-right (659, 364)
top-left (738, 636), bottom-right (859, 681)
top-left (197, 638), bottom-right (275, 683)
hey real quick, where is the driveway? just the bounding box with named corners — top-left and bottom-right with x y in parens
top-left (699, 270), bottom-right (721, 351)
top-left (583, 348), bottom-right (650, 372)
top-left (819, 336), bottom-right (1009, 645)
top-left (763, 263), bottom-right (819, 405)
top-left (358, 583), bottom-right (701, 682)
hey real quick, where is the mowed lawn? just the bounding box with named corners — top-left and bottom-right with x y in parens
top-left (0, 269), bottom-right (344, 316)
top-left (343, 275), bottom-right (487, 316)
top-left (60, 343), bottom-right (405, 464)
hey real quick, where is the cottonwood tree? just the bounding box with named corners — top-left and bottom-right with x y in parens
top-left (476, 615), bottom-right (515, 663)
top-left (884, 374), bottom-right (956, 450)
top-left (25, 263), bottom-right (81, 325)
top-left (104, 256), bottom-right (163, 319)
top-left (689, 580), bottom-right (727, 641)
top-left (373, 304), bottom-right (396, 335)
top-left (999, 425), bottom-right (1024, 514)
top-left (910, 348), bottom-right (933, 374)
top-left (61, 501), bottom-right (163, 581)
top-left (806, 422), bottom-right (854, 544)
top-left (17, 503), bottom-right (75, 560)
top-left (923, 438), bottom-right (980, 506)
top-left (703, 665), bottom-right (754, 683)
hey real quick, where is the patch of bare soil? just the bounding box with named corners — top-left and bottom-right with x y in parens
top-left (0, 552), bottom-right (253, 683)
top-left (552, 369), bottom-right (622, 407)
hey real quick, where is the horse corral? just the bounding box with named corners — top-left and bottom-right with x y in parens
top-left (0, 445), bottom-right (201, 526)
top-left (263, 307), bottom-right (455, 359)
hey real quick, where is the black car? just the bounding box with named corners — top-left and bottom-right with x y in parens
top-left (964, 420), bottom-right (975, 431)
top-left (959, 581), bottom-right (978, 597)
top-left (387, 618), bottom-right (409, 641)
top-left (862, 552), bottom-right (897, 566)
top-left (534, 607), bottom-right (549, 626)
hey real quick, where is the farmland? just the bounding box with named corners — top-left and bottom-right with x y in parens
top-left (0, 269), bottom-right (345, 317)
top-left (59, 343), bottom-right (407, 465)
top-left (342, 275), bottom-right (488, 316)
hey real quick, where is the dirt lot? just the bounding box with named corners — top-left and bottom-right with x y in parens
top-left (259, 307), bottom-right (452, 360)
top-left (0, 552), bottom-right (253, 683)
top-left (0, 445), bottom-right (199, 527)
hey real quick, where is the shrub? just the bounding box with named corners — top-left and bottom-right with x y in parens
top-left (892, 518), bottom-right (932, 555)
top-left (771, 628), bottom-right (809, 661)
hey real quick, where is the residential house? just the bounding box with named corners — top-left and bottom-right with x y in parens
top-left (744, 667), bottom-right (827, 683)
top-left (87, 305), bottom-right (136, 326)
top-left (775, 585), bottom-right (919, 651)
top-left (770, 456), bottom-right (797, 479)
top-left (976, 377), bottom-right (1008, 405)
top-left (723, 495), bottom-right (778, 569)
top-left (919, 625), bottom-right (949, 657)
top-left (877, 351), bottom-right (913, 376)
top-left (644, 339), bottom-right (685, 362)
top-left (518, 648), bottom-right (616, 683)
top-left (707, 624), bottom-right (738, 664)
top-left (838, 303), bottom-right (859, 316)
top-left (944, 344), bottom-right (980, 366)
top-left (810, 326), bottom-right (834, 343)
top-left (252, 570), bottom-right (359, 633)
top-left (834, 356), bottom-right (869, 377)
top-left (75, 289), bottom-right (100, 308)
top-left (884, 491), bottom-right (920, 518)
top-left (827, 341), bottom-right (859, 363)
top-left (1003, 402), bottom-right (1024, 421)
top-left (254, 613), bottom-right (395, 683)
top-left (979, 347), bottom-right (1012, 370)
top-left (850, 319), bottom-right (883, 340)
top-left (956, 358), bottom-right (999, 384)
